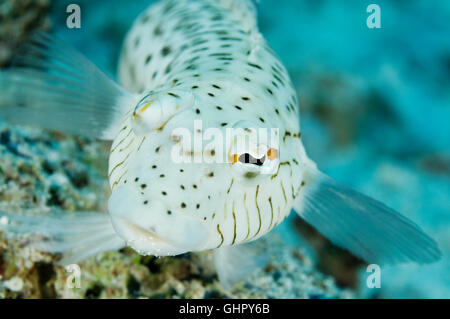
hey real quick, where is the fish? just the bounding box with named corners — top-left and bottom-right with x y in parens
top-left (0, 0), bottom-right (441, 285)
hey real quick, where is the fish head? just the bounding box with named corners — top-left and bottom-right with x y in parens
top-left (108, 88), bottom-right (287, 254)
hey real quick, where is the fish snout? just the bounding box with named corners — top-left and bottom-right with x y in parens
top-left (108, 185), bottom-right (209, 255)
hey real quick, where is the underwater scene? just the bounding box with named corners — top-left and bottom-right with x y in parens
top-left (0, 0), bottom-right (449, 300)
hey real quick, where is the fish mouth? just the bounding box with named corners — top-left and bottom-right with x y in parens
top-left (111, 217), bottom-right (188, 256)
top-left (108, 185), bottom-right (209, 256)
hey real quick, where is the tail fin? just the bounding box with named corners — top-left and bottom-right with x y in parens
top-left (0, 32), bottom-right (138, 140)
top-left (293, 166), bottom-right (442, 265)
top-left (0, 210), bottom-right (125, 265)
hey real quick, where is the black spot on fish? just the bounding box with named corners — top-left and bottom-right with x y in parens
top-left (154, 25), bottom-right (163, 36)
top-left (211, 14), bottom-right (224, 21)
top-left (248, 62), bottom-right (263, 70)
top-left (162, 1), bottom-right (175, 14)
top-left (141, 14), bottom-right (150, 23)
top-left (167, 92), bottom-right (179, 98)
top-left (161, 46), bottom-right (171, 57)
top-left (244, 171), bottom-right (258, 179)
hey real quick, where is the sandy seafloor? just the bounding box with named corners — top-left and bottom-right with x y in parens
top-left (0, 0), bottom-right (449, 298)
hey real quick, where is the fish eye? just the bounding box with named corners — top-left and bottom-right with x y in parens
top-left (229, 147), bottom-right (279, 183)
top-left (230, 148), bottom-right (278, 166)
top-left (238, 153), bottom-right (266, 166)
top-left (131, 89), bottom-right (194, 135)
top-left (230, 148), bottom-right (278, 171)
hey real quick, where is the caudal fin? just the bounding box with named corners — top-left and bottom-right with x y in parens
top-left (0, 32), bottom-right (138, 140)
top-left (293, 166), bottom-right (442, 265)
top-left (0, 210), bottom-right (125, 265)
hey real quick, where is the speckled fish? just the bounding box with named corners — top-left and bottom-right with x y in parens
top-left (0, 0), bottom-right (441, 281)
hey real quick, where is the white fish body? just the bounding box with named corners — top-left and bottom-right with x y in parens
top-left (0, 0), bottom-right (441, 277)
top-left (108, 0), bottom-right (306, 256)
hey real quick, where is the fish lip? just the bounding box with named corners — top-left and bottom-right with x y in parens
top-left (111, 217), bottom-right (188, 255)
top-left (108, 185), bottom-right (210, 255)
top-left (118, 218), bottom-right (174, 245)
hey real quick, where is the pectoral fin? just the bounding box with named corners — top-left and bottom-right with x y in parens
top-left (293, 166), bottom-right (441, 265)
top-left (1, 210), bottom-right (125, 265)
top-left (0, 32), bottom-right (138, 140)
top-left (213, 239), bottom-right (270, 290)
